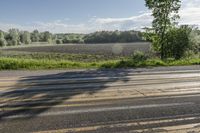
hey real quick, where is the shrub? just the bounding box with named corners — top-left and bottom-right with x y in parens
top-left (165, 27), bottom-right (190, 59)
top-left (56, 39), bottom-right (63, 44)
top-left (132, 51), bottom-right (148, 62)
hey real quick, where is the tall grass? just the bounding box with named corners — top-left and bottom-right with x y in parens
top-left (0, 57), bottom-right (199, 70)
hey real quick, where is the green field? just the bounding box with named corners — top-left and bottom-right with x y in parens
top-left (0, 43), bottom-right (199, 70)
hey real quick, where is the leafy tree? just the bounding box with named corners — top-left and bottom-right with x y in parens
top-left (145, 0), bottom-right (181, 59)
top-left (189, 27), bottom-right (200, 54)
top-left (0, 31), bottom-right (7, 47)
top-left (31, 30), bottom-right (40, 42)
top-left (20, 31), bottom-right (31, 44)
top-left (6, 29), bottom-right (20, 46)
top-left (84, 31), bottom-right (143, 43)
top-left (43, 31), bottom-right (53, 43)
top-left (62, 35), bottom-right (70, 43)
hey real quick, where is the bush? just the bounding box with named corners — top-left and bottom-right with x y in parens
top-left (56, 39), bottom-right (63, 44)
top-left (184, 50), bottom-right (196, 58)
top-left (132, 51), bottom-right (148, 62)
top-left (165, 27), bottom-right (190, 59)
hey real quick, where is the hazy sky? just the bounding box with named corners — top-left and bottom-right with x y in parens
top-left (0, 0), bottom-right (200, 33)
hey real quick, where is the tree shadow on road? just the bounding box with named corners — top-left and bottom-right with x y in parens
top-left (0, 69), bottom-right (132, 120)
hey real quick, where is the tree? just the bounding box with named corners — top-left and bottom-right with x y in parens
top-left (43, 31), bottom-right (53, 43)
top-left (6, 29), bottom-right (20, 46)
top-left (63, 35), bottom-right (70, 43)
top-left (0, 31), bottom-right (7, 47)
top-left (84, 31), bottom-right (143, 43)
top-left (189, 27), bottom-right (200, 54)
top-left (20, 31), bottom-right (31, 44)
top-left (145, 0), bottom-right (181, 59)
top-left (31, 30), bottom-right (40, 42)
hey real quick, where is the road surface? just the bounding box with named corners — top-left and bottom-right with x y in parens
top-left (0, 66), bottom-right (200, 133)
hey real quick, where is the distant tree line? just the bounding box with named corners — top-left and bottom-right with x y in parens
top-left (84, 31), bottom-right (143, 43)
top-left (0, 29), bottom-right (144, 47)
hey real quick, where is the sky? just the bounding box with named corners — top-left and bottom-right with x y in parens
top-left (0, 0), bottom-right (200, 33)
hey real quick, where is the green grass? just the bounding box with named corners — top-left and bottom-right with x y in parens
top-left (0, 57), bottom-right (102, 70)
top-left (0, 57), bottom-right (199, 70)
top-left (0, 49), bottom-right (199, 70)
top-left (101, 58), bottom-right (200, 68)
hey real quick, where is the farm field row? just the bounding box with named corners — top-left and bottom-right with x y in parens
top-left (1, 43), bottom-right (151, 56)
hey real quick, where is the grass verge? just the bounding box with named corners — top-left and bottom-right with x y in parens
top-left (0, 57), bottom-right (199, 70)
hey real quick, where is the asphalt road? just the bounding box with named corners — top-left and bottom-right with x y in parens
top-left (0, 66), bottom-right (200, 133)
